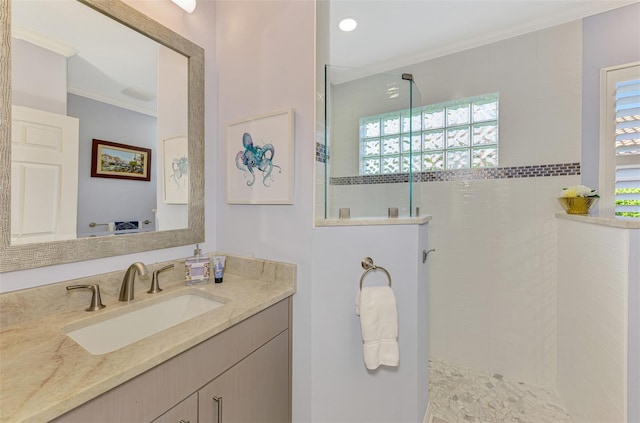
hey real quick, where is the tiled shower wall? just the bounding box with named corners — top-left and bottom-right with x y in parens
top-left (423, 175), bottom-right (576, 389)
top-left (321, 171), bottom-right (579, 389)
top-left (318, 20), bottom-right (583, 388)
top-left (557, 219), bottom-right (632, 422)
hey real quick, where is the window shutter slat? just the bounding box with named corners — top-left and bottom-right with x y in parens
top-left (614, 78), bottom-right (640, 218)
top-left (616, 121), bottom-right (640, 133)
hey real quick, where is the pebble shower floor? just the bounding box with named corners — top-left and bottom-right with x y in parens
top-left (428, 359), bottom-right (572, 423)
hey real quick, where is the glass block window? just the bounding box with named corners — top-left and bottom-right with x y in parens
top-left (359, 93), bottom-right (499, 174)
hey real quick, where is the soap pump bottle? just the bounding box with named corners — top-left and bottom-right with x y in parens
top-left (185, 244), bottom-right (210, 285)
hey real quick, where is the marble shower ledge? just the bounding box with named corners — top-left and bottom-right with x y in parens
top-left (315, 215), bottom-right (431, 227)
top-left (555, 212), bottom-right (640, 229)
top-left (0, 254), bottom-right (296, 423)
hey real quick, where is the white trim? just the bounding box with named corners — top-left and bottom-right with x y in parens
top-left (67, 85), bottom-right (157, 117)
top-left (423, 399), bottom-right (433, 423)
top-left (598, 62), bottom-right (640, 215)
top-left (12, 25), bottom-right (78, 58)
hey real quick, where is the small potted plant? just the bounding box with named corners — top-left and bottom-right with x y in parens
top-left (557, 185), bottom-right (599, 214)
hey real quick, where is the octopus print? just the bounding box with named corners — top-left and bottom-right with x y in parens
top-left (235, 132), bottom-right (282, 187)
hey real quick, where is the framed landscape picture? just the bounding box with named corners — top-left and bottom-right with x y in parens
top-left (91, 139), bottom-right (151, 181)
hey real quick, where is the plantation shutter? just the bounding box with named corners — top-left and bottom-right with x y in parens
top-left (615, 78), bottom-right (640, 217)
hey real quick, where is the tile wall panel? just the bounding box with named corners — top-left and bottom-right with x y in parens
top-left (391, 176), bottom-right (574, 388)
top-left (557, 219), bottom-right (628, 422)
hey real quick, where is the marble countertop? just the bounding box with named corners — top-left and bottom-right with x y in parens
top-left (555, 211), bottom-right (640, 229)
top-left (315, 215), bottom-right (431, 227)
top-left (0, 255), bottom-right (296, 423)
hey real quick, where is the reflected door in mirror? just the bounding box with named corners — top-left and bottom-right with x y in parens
top-left (11, 105), bottom-right (79, 244)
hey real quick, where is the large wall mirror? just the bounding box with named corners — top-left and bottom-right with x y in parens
top-left (0, 0), bottom-right (205, 272)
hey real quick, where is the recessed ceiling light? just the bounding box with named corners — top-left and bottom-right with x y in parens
top-left (339, 18), bottom-right (358, 32)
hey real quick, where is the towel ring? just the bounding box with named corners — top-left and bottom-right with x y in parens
top-left (359, 257), bottom-right (392, 290)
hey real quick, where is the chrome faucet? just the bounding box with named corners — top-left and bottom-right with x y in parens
top-left (119, 262), bottom-right (148, 301)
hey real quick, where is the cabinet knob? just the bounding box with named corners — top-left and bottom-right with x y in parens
top-left (179, 420), bottom-right (190, 423)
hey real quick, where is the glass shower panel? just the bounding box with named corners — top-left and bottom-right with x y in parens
top-left (409, 72), bottom-right (422, 215)
top-left (322, 65), bottom-right (421, 219)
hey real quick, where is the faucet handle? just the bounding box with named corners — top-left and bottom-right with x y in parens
top-left (67, 284), bottom-right (106, 311)
top-left (148, 264), bottom-right (174, 294)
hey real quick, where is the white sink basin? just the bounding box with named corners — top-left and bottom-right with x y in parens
top-left (66, 294), bottom-right (224, 355)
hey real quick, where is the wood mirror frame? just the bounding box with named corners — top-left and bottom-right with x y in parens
top-left (0, 0), bottom-right (205, 272)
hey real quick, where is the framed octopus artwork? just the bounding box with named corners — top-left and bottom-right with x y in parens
top-left (226, 108), bottom-right (295, 204)
top-left (162, 135), bottom-right (188, 204)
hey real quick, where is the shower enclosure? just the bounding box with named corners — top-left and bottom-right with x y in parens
top-left (319, 65), bottom-right (422, 220)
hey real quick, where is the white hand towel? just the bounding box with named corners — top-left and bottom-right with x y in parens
top-left (355, 286), bottom-right (399, 370)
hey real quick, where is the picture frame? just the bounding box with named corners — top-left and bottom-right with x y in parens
top-left (226, 108), bottom-right (294, 204)
top-left (162, 135), bottom-right (189, 204)
top-left (91, 139), bottom-right (151, 181)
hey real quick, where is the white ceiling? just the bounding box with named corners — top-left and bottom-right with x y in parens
top-left (12, 0), bottom-right (638, 108)
top-left (330, 0), bottom-right (638, 73)
top-left (12, 0), bottom-right (161, 116)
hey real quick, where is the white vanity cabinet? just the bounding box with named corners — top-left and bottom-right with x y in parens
top-left (53, 298), bottom-right (292, 423)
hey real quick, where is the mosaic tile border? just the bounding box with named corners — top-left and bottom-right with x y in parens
top-left (328, 162), bottom-right (580, 185)
top-left (316, 142), bottom-right (330, 163)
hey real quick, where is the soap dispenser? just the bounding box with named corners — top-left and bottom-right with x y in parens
top-left (185, 244), bottom-right (210, 285)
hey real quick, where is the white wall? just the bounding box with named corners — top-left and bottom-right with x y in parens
top-left (11, 39), bottom-right (67, 115)
top-left (557, 219), bottom-right (635, 423)
top-left (407, 22), bottom-right (581, 168)
top-left (69, 94), bottom-right (157, 237)
top-left (156, 45), bottom-right (189, 231)
top-left (214, 2), bottom-right (315, 421)
top-left (628, 229), bottom-right (640, 423)
top-left (311, 224), bottom-right (429, 423)
top-left (0, 1), bottom-right (218, 293)
top-left (329, 19), bottom-right (582, 179)
top-left (581, 3), bottom-right (640, 190)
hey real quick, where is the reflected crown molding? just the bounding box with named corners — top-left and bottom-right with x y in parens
top-left (12, 24), bottom-right (78, 58)
top-left (67, 85), bottom-right (157, 117)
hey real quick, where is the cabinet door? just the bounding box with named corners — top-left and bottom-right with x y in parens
top-left (199, 331), bottom-right (290, 423)
top-left (151, 392), bottom-right (197, 423)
